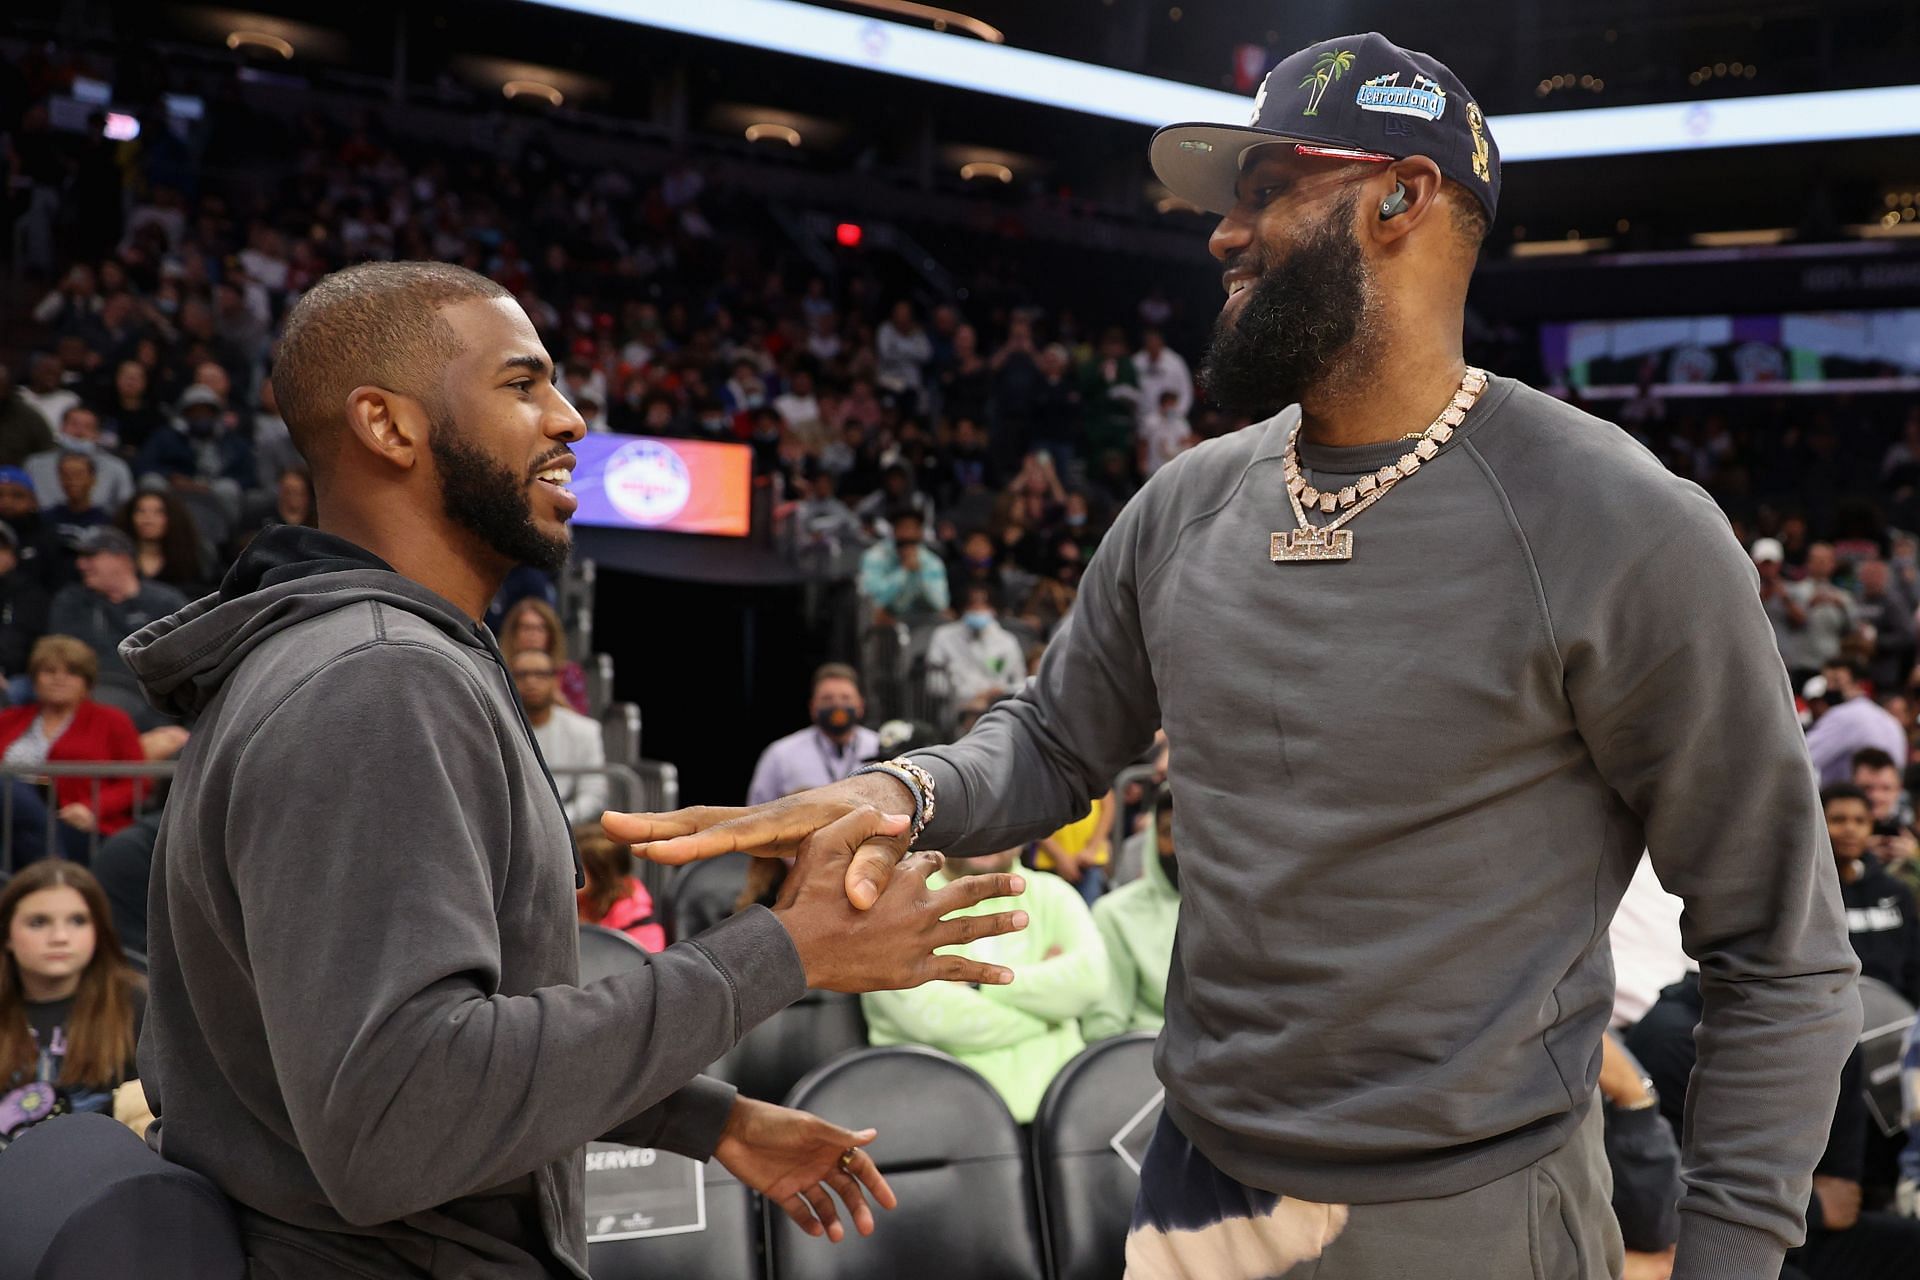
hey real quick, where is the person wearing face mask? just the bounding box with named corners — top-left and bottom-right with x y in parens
top-left (25, 407), bottom-right (134, 515)
top-left (926, 584), bottom-right (1027, 708)
top-left (135, 385), bottom-right (256, 530)
top-left (746, 663), bottom-right (882, 806)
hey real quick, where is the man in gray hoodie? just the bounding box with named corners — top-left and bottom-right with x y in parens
top-left (123, 261), bottom-right (1028, 1278)
top-left (614, 34), bottom-right (1861, 1280)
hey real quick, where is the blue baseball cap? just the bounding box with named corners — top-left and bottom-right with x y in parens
top-left (0, 466), bottom-right (32, 492)
top-left (1151, 32), bottom-right (1499, 221)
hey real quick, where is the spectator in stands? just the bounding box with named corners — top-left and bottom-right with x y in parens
top-left (511, 649), bottom-right (607, 828)
top-left (575, 829), bottom-right (666, 952)
top-left (1809, 659), bottom-right (1909, 785)
top-left (1080, 327), bottom-right (1141, 471)
top-left (1855, 559), bottom-right (1918, 693)
top-left (0, 635), bottom-right (150, 861)
top-left (0, 523), bottom-right (50, 691)
top-left (37, 452), bottom-right (111, 590)
top-left (25, 406), bottom-right (134, 515)
top-left (1034, 787), bottom-right (1116, 906)
top-left (1139, 388), bottom-right (1194, 478)
top-left (789, 466), bottom-right (868, 560)
top-left (96, 360), bottom-right (167, 459)
top-left (876, 300), bottom-right (933, 411)
top-left (1030, 344), bottom-right (1083, 474)
top-left (1084, 789), bottom-right (1180, 1040)
top-left (500, 597), bottom-right (589, 715)
top-left (1609, 853), bottom-right (1691, 1031)
top-left (116, 492), bottom-right (212, 599)
top-left (0, 364), bottom-right (56, 467)
top-left (0, 470), bottom-right (50, 586)
top-left (0, 861), bottom-right (145, 1144)
top-left (1796, 543), bottom-right (1858, 663)
top-left (17, 353), bottom-right (78, 433)
top-left (1853, 747), bottom-right (1920, 898)
top-left (1597, 1031), bottom-right (1682, 1279)
top-left (1781, 1049), bottom-right (1920, 1278)
top-left (926, 583), bottom-right (1026, 707)
top-left (862, 845), bottom-right (1106, 1123)
top-left (137, 384), bottom-right (255, 526)
top-left (47, 527), bottom-right (188, 728)
top-left (854, 463), bottom-right (935, 536)
top-left (747, 663), bottom-right (880, 805)
top-left (1131, 327), bottom-right (1194, 425)
top-left (1823, 783), bottom-right (1920, 1003)
top-left (251, 378), bottom-right (301, 489)
top-left (858, 509), bottom-right (949, 626)
top-left (938, 325), bottom-right (991, 430)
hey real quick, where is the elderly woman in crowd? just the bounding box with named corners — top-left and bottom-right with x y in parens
top-left (0, 636), bottom-right (150, 862)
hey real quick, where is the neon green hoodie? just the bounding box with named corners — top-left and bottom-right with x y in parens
top-left (861, 868), bottom-right (1107, 1123)
top-left (1083, 817), bottom-right (1179, 1040)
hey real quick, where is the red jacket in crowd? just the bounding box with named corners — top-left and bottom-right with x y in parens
top-left (0, 701), bottom-right (148, 834)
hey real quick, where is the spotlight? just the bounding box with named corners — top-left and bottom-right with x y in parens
top-left (503, 80), bottom-right (564, 107)
top-left (960, 161), bottom-right (1013, 183)
top-left (226, 30), bottom-right (293, 59)
top-left (744, 123), bottom-right (801, 146)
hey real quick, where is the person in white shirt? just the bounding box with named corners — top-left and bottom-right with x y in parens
top-left (18, 354), bottom-right (80, 433)
top-left (747, 664), bottom-right (881, 805)
top-left (1130, 329), bottom-right (1193, 424)
top-left (876, 301), bottom-right (933, 409)
top-left (25, 406), bottom-right (136, 513)
top-left (1609, 852), bottom-right (1692, 1029)
top-left (1138, 389), bottom-right (1195, 477)
top-left (510, 648), bottom-right (607, 827)
top-left (927, 584), bottom-right (1028, 707)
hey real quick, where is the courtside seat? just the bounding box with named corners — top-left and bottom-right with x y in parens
top-left (768, 1045), bottom-right (1045, 1280)
top-left (578, 921), bottom-right (652, 984)
top-left (0, 1112), bottom-right (244, 1279)
top-left (669, 853), bottom-right (753, 942)
top-left (1032, 1033), bottom-right (1159, 1280)
top-left (709, 989), bottom-right (868, 1102)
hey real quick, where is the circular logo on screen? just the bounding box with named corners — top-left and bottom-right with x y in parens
top-left (604, 440), bottom-right (692, 526)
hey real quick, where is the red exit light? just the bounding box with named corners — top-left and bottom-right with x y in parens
top-left (835, 222), bottom-right (864, 247)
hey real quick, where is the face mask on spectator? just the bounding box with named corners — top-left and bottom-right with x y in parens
top-left (964, 609), bottom-right (994, 633)
top-left (1066, 512), bottom-right (1087, 528)
top-left (814, 705), bottom-right (856, 734)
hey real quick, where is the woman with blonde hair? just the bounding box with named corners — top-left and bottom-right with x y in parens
top-left (0, 635), bottom-right (149, 861)
top-left (498, 598), bottom-right (589, 715)
top-left (0, 861), bottom-right (145, 1144)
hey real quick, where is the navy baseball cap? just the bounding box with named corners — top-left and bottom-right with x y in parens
top-left (1151, 32), bottom-right (1500, 221)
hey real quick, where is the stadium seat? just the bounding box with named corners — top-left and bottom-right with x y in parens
top-left (585, 652), bottom-right (616, 720)
top-left (0, 1112), bottom-right (244, 1279)
top-left (670, 853), bottom-right (753, 942)
top-left (578, 921), bottom-right (653, 984)
top-left (768, 1045), bottom-right (1045, 1280)
top-left (586, 1155), bottom-right (761, 1280)
top-left (1032, 1033), bottom-right (1159, 1280)
top-left (603, 702), bottom-right (643, 769)
top-left (708, 989), bottom-right (868, 1102)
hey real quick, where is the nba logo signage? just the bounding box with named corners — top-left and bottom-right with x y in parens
top-left (605, 440), bottom-right (694, 527)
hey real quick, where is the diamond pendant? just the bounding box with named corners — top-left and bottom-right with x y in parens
top-left (1271, 528), bottom-right (1353, 562)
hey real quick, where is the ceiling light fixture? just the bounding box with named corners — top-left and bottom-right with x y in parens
top-left (844, 1), bottom-right (1003, 42)
top-left (226, 30), bottom-right (293, 59)
top-left (503, 80), bottom-right (564, 107)
top-left (745, 122), bottom-right (802, 145)
top-left (960, 161), bottom-right (1013, 183)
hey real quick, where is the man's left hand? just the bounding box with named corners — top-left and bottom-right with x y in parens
top-left (712, 1096), bottom-right (896, 1242)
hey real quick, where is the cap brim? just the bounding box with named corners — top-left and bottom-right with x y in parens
top-left (1150, 124), bottom-right (1390, 216)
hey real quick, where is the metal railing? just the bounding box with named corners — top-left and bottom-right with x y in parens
top-left (1, 763), bottom-right (175, 871)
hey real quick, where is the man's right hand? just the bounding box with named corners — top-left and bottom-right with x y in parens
top-left (772, 806), bottom-right (1027, 991)
top-left (603, 773), bottom-right (921, 909)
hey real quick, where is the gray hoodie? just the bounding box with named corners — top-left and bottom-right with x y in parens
top-left (913, 377), bottom-right (1860, 1280)
top-left (124, 528), bottom-right (805, 1278)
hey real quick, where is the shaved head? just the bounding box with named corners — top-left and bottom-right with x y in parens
top-left (274, 261), bottom-right (510, 476)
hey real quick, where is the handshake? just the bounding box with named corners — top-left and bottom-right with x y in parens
top-left (604, 774), bottom-right (1029, 993)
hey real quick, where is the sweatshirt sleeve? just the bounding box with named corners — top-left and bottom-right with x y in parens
top-left (1081, 901), bottom-right (1139, 1042)
top-left (983, 882), bottom-right (1109, 1023)
top-left (914, 486), bottom-right (1163, 856)
top-left (1543, 473), bottom-right (1861, 1280)
top-left (227, 646), bottom-right (803, 1227)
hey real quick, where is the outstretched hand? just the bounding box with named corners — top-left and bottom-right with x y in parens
top-left (713, 1097), bottom-right (896, 1243)
top-left (603, 772), bottom-right (921, 908)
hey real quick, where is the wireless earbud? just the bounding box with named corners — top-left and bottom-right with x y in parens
top-left (1379, 183), bottom-right (1409, 220)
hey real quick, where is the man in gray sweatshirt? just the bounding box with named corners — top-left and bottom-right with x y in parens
top-left (615, 34), bottom-right (1861, 1280)
top-left (123, 262), bottom-right (1027, 1278)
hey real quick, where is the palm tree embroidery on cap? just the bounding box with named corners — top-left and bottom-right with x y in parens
top-left (1300, 49), bottom-right (1356, 117)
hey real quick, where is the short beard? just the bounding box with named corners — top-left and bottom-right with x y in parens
top-left (429, 411), bottom-right (571, 576)
top-left (1200, 189), bottom-right (1380, 420)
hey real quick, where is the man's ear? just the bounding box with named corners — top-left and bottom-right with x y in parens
top-left (1370, 157), bottom-right (1446, 246)
top-left (342, 385), bottom-right (426, 471)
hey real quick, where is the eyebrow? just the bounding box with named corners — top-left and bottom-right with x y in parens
top-left (497, 354), bottom-right (557, 382)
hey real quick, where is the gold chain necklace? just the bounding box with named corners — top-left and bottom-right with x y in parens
top-left (1269, 367), bottom-right (1489, 563)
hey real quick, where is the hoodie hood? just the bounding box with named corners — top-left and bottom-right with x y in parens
top-left (123, 525), bottom-right (491, 722)
top-left (1140, 806), bottom-right (1179, 900)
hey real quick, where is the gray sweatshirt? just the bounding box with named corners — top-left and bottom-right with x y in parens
top-left (914, 377), bottom-right (1860, 1280)
top-left (123, 528), bottom-right (806, 1278)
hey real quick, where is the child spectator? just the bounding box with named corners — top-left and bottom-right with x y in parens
top-left (1825, 783), bottom-right (1920, 1004)
top-left (574, 831), bottom-right (665, 952)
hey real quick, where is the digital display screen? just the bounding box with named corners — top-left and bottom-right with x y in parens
top-left (567, 433), bottom-right (753, 538)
